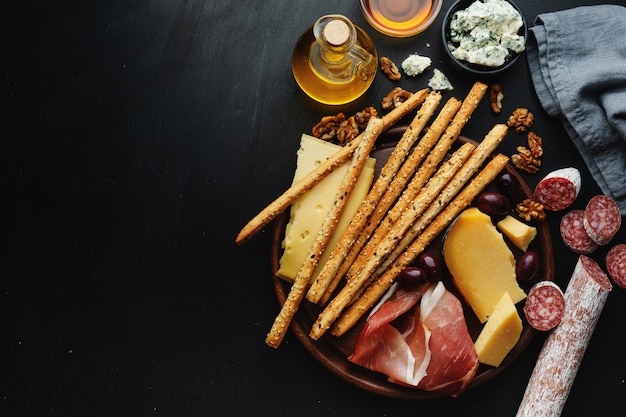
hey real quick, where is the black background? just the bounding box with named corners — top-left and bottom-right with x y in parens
top-left (4, 1), bottom-right (626, 416)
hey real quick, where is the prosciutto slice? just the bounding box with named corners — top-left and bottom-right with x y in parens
top-left (349, 283), bottom-right (431, 386)
top-left (349, 281), bottom-right (478, 397)
top-left (417, 282), bottom-right (479, 396)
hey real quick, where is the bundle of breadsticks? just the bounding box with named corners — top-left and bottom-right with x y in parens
top-left (236, 82), bottom-right (512, 349)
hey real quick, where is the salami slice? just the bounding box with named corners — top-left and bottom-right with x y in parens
top-left (516, 256), bottom-right (612, 417)
top-left (606, 243), bottom-right (626, 289)
top-left (559, 210), bottom-right (598, 254)
top-left (533, 167), bottom-right (581, 211)
top-left (523, 281), bottom-right (565, 331)
top-left (583, 195), bottom-right (622, 246)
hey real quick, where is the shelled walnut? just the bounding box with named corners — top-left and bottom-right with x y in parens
top-left (354, 106), bottom-right (378, 130)
top-left (527, 131), bottom-right (543, 157)
top-left (507, 107), bottom-right (534, 133)
top-left (382, 87), bottom-right (411, 110)
top-left (312, 106), bottom-right (379, 144)
top-left (380, 57), bottom-right (401, 81)
top-left (512, 131), bottom-right (543, 173)
top-left (490, 84), bottom-right (504, 114)
top-left (312, 113), bottom-right (346, 141)
top-left (512, 148), bottom-right (541, 174)
top-left (516, 198), bottom-right (546, 222)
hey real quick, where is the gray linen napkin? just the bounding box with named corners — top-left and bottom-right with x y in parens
top-left (527, 5), bottom-right (626, 215)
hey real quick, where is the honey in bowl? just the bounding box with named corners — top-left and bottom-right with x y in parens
top-left (360, 0), bottom-right (443, 37)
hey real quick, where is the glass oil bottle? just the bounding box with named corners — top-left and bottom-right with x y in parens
top-left (292, 15), bottom-right (378, 105)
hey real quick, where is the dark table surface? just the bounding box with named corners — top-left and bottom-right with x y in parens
top-left (5, 1), bottom-right (626, 416)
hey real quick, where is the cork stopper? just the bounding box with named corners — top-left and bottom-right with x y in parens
top-left (323, 19), bottom-right (350, 46)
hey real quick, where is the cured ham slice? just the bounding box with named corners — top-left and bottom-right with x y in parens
top-left (349, 281), bottom-right (478, 397)
top-left (349, 283), bottom-right (431, 386)
top-left (417, 282), bottom-right (479, 396)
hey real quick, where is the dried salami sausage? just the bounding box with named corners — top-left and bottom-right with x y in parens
top-left (533, 167), bottom-right (581, 211)
top-left (559, 210), bottom-right (598, 254)
top-left (606, 243), bottom-right (626, 289)
top-left (515, 256), bottom-right (612, 417)
top-left (523, 281), bottom-right (564, 331)
top-left (583, 195), bottom-right (622, 246)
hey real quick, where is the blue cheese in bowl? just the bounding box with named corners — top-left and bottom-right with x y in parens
top-left (448, 0), bottom-right (525, 68)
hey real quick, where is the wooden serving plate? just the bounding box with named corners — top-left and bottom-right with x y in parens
top-left (270, 128), bottom-right (554, 399)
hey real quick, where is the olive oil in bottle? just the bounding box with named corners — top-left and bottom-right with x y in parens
top-left (292, 15), bottom-right (377, 105)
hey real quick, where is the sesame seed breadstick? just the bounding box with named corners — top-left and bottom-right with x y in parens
top-left (318, 83), bottom-right (487, 305)
top-left (305, 91), bottom-right (442, 304)
top-left (316, 97), bottom-right (462, 304)
top-left (235, 89), bottom-right (428, 245)
top-left (265, 117), bottom-right (384, 348)
top-left (308, 141), bottom-right (475, 341)
top-left (344, 100), bottom-right (464, 283)
top-left (331, 153), bottom-right (510, 337)
top-left (342, 81), bottom-right (487, 286)
top-left (370, 123), bottom-right (509, 286)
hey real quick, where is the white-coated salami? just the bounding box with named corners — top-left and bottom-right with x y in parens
top-left (533, 167), bottom-right (581, 211)
top-left (523, 281), bottom-right (564, 331)
top-left (606, 243), bottom-right (626, 289)
top-left (516, 256), bottom-right (612, 417)
top-left (559, 210), bottom-right (598, 254)
top-left (583, 195), bottom-right (622, 246)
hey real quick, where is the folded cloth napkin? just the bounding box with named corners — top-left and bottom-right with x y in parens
top-left (527, 5), bottom-right (626, 215)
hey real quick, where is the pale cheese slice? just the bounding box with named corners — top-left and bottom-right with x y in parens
top-left (443, 207), bottom-right (526, 323)
top-left (474, 291), bottom-right (523, 367)
top-left (276, 134), bottom-right (375, 282)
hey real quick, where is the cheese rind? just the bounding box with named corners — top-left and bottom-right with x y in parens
top-left (497, 215), bottom-right (537, 252)
top-left (276, 134), bottom-right (375, 282)
top-left (443, 207), bottom-right (526, 323)
top-left (474, 291), bottom-right (523, 367)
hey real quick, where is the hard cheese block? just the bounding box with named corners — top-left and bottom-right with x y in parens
top-left (474, 291), bottom-right (523, 367)
top-left (276, 134), bottom-right (375, 281)
top-left (497, 215), bottom-right (537, 252)
top-left (443, 207), bottom-right (526, 323)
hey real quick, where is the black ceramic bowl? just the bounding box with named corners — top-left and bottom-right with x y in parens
top-left (442, 0), bottom-right (528, 76)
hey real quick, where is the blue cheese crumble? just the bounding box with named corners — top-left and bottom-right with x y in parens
top-left (401, 54), bottom-right (432, 76)
top-left (428, 69), bottom-right (454, 91)
top-left (448, 0), bottom-right (525, 67)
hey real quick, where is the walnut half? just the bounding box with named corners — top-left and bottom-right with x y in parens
top-left (512, 146), bottom-right (541, 173)
top-left (490, 84), bottom-right (504, 114)
top-left (380, 57), bottom-right (401, 81)
top-left (311, 107), bottom-right (379, 145)
top-left (507, 107), bottom-right (534, 133)
top-left (516, 198), bottom-right (546, 222)
top-left (382, 87), bottom-right (411, 110)
top-left (512, 131), bottom-right (543, 174)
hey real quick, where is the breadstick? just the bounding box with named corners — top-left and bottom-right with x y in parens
top-left (265, 117), bottom-right (384, 348)
top-left (318, 97), bottom-right (463, 303)
top-left (342, 81), bottom-right (487, 294)
top-left (337, 82), bottom-right (486, 282)
top-left (330, 154), bottom-right (510, 337)
top-left (235, 89), bottom-right (428, 245)
top-left (345, 100), bottom-right (464, 283)
top-left (373, 123), bottom-right (509, 279)
top-left (308, 143), bottom-right (473, 341)
top-left (343, 142), bottom-right (475, 303)
top-left (305, 91), bottom-right (442, 304)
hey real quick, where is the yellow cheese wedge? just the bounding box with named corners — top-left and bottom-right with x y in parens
top-left (474, 291), bottom-right (523, 367)
top-left (443, 207), bottom-right (526, 323)
top-left (497, 215), bottom-right (537, 252)
top-left (276, 134), bottom-right (375, 282)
